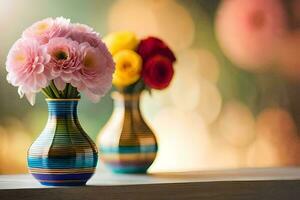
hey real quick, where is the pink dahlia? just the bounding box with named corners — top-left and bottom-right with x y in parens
top-left (215, 0), bottom-right (287, 71)
top-left (6, 38), bottom-right (51, 105)
top-left (70, 25), bottom-right (102, 48)
top-left (7, 17), bottom-right (115, 104)
top-left (46, 37), bottom-right (82, 90)
top-left (22, 17), bottom-right (71, 44)
top-left (71, 42), bottom-right (115, 102)
top-left (72, 23), bottom-right (95, 33)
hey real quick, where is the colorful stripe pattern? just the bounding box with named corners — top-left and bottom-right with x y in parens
top-left (28, 99), bottom-right (98, 186)
top-left (98, 92), bottom-right (158, 174)
top-left (100, 144), bottom-right (158, 173)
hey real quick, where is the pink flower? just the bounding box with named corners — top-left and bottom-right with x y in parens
top-left (6, 38), bottom-right (51, 105)
top-left (215, 0), bottom-right (287, 71)
top-left (71, 42), bottom-right (115, 102)
top-left (46, 37), bottom-right (82, 90)
top-left (72, 23), bottom-right (95, 33)
top-left (22, 17), bottom-right (71, 44)
top-left (70, 24), bottom-right (102, 48)
top-left (7, 17), bottom-right (115, 104)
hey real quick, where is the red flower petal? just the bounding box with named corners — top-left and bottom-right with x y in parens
top-left (142, 55), bottom-right (174, 90)
top-left (137, 37), bottom-right (176, 63)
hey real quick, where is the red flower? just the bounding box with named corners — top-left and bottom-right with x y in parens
top-left (137, 37), bottom-right (176, 62)
top-left (142, 55), bottom-right (174, 90)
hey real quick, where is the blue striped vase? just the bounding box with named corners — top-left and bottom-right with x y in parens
top-left (28, 99), bottom-right (98, 186)
top-left (97, 92), bottom-right (158, 174)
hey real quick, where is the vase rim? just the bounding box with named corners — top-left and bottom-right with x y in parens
top-left (45, 98), bottom-right (80, 101)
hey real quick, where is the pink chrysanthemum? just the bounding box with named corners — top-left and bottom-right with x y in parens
top-left (215, 0), bottom-right (287, 71)
top-left (6, 38), bottom-right (51, 105)
top-left (46, 37), bottom-right (82, 90)
top-left (22, 17), bottom-right (71, 44)
top-left (70, 24), bottom-right (102, 48)
top-left (71, 42), bottom-right (115, 102)
top-left (72, 23), bottom-right (95, 33)
top-left (7, 17), bottom-right (115, 104)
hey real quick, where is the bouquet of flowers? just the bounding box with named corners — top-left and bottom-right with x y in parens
top-left (103, 31), bottom-right (176, 93)
top-left (6, 17), bottom-right (115, 105)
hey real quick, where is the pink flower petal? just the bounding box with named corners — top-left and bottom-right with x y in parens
top-left (54, 78), bottom-right (66, 91)
top-left (35, 63), bottom-right (44, 74)
top-left (25, 92), bottom-right (36, 106)
top-left (83, 89), bottom-right (101, 103)
top-left (6, 38), bottom-right (51, 104)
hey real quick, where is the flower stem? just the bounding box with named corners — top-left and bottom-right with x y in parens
top-left (71, 86), bottom-right (76, 98)
top-left (67, 84), bottom-right (73, 98)
top-left (45, 87), bottom-right (55, 98)
top-left (41, 89), bottom-right (51, 98)
top-left (64, 83), bottom-right (70, 98)
top-left (49, 81), bottom-right (61, 98)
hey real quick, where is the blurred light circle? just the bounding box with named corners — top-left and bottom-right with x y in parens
top-left (108, 0), bottom-right (195, 52)
top-left (169, 65), bottom-right (201, 111)
top-left (151, 0), bottom-right (195, 51)
top-left (256, 108), bottom-right (299, 158)
top-left (0, 118), bottom-right (32, 174)
top-left (246, 138), bottom-right (283, 167)
top-left (0, 126), bottom-right (8, 173)
top-left (276, 31), bottom-right (300, 82)
top-left (152, 89), bottom-right (173, 105)
top-left (247, 107), bottom-right (300, 167)
top-left (149, 107), bottom-right (209, 172)
top-left (215, 0), bottom-right (287, 71)
top-left (140, 89), bottom-right (173, 124)
top-left (217, 100), bottom-right (256, 148)
top-left (256, 108), bottom-right (298, 142)
top-left (177, 48), bottom-right (220, 83)
top-left (206, 133), bottom-right (247, 169)
top-left (140, 91), bottom-right (162, 124)
top-left (196, 79), bottom-right (222, 124)
top-left (108, 0), bottom-right (159, 37)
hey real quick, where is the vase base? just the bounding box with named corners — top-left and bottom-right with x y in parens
top-left (107, 165), bottom-right (149, 174)
top-left (112, 169), bottom-right (147, 174)
top-left (30, 172), bottom-right (94, 187)
top-left (40, 181), bottom-right (87, 186)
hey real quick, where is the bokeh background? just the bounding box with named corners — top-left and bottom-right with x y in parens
top-left (0, 0), bottom-right (299, 174)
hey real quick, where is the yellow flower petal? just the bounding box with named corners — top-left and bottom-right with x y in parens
top-left (112, 49), bottom-right (142, 88)
top-left (103, 31), bottom-right (139, 55)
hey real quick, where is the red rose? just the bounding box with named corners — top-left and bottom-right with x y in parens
top-left (142, 55), bottom-right (174, 90)
top-left (137, 37), bottom-right (176, 62)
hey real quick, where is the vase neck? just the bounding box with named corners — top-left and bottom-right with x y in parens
top-left (111, 91), bottom-right (153, 136)
top-left (47, 100), bottom-right (79, 118)
top-left (112, 92), bottom-right (141, 112)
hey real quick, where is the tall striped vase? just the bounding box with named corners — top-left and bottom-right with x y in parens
top-left (27, 99), bottom-right (98, 186)
top-left (98, 92), bottom-right (158, 174)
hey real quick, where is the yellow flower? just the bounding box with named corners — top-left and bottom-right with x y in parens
top-left (112, 49), bottom-right (142, 88)
top-left (103, 31), bottom-right (139, 55)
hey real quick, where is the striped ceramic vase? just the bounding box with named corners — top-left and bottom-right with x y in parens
top-left (27, 99), bottom-right (98, 186)
top-left (98, 92), bottom-right (158, 174)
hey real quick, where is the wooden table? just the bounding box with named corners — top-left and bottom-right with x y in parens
top-left (1, 168), bottom-right (300, 200)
